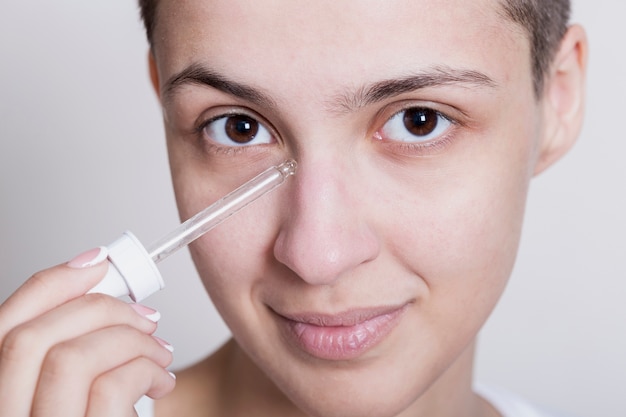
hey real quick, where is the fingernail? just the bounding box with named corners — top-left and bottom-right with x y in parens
top-left (130, 304), bottom-right (161, 322)
top-left (67, 247), bottom-right (108, 269)
top-left (168, 371), bottom-right (177, 380)
top-left (154, 336), bottom-right (174, 353)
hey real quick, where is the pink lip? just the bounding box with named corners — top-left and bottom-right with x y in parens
top-left (274, 304), bottom-right (408, 361)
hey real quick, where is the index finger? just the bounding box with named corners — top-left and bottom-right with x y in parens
top-left (0, 247), bottom-right (109, 339)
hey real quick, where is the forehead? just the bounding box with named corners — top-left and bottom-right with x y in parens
top-left (153, 0), bottom-right (528, 102)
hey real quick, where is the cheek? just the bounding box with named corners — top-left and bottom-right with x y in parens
top-left (167, 140), bottom-right (284, 313)
top-left (183, 218), bottom-right (272, 347)
top-left (184, 191), bottom-right (283, 319)
top-left (383, 130), bottom-right (535, 320)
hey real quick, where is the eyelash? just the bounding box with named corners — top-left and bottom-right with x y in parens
top-left (387, 132), bottom-right (456, 157)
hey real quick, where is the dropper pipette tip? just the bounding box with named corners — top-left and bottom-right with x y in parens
top-left (278, 159), bottom-right (297, 177)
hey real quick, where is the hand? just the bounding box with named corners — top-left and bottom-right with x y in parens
top-left (0, 248), bottom-right (176, 417)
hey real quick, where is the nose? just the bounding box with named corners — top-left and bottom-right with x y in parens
top-left (273, 157), bottom-right (380, 286)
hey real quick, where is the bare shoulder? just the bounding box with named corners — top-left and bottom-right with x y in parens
top-left (155, 340), bottom-right (236, 417)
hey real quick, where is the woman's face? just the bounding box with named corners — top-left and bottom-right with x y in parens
top-left (153, 0), bottom-right (544, 415)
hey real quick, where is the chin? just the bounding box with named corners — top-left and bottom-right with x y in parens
top-left (256, 349), bottom-right (447, 417)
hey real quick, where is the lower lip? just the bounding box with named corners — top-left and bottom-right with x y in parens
top-left (276, 306), bottom-right (407, 361)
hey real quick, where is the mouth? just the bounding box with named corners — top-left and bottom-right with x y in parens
top-left (272, 303), bottom-right (410, 361)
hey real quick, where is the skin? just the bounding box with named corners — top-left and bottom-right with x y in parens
top-left (0, 0), bottom-right (587, 416)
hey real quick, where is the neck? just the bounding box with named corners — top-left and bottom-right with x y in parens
top-left (395, 343), bottom-right (499, 417)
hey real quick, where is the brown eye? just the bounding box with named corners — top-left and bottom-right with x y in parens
top-left (225, 115), bottom-right (259, 144)
top-left (203, 114), bottom-right (273, 147)
top-left (403, 108), bottom-right (438, 136)
top-left (380, 107), bottom-right (452, 143)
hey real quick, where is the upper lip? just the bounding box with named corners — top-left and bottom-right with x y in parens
top-left (272, 303), bottom-right (410, 327)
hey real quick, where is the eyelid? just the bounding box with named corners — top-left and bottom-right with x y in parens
top-left (376, 100), bottom-right (466, 128)
top-left (193, 106), bottom-right (281, 154)
top-left (372, 101), bottom-right (465, 156)
top-left (194, 106), bottom-right (275, 134)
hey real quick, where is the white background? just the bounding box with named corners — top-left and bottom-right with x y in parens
top-left (0, 1), bottom-right (624, 416)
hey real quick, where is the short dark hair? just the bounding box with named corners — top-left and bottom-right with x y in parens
top-left (138, 0), bottom-right (570, 97)
top-left (499, 0), bottom-right (570, 96)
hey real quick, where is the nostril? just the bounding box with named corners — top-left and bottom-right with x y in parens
top-left (273, 221), bottom-right (380, 286)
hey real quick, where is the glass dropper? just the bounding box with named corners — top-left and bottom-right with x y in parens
top-left (148, 159), bottom-right (297, 263)
top-left (89, 159), bottom-right (297, 301)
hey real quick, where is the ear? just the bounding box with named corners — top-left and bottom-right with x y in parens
top-left (148, 51), bottom-right (161, 100)
top-left (534, 24), bottom-right (588, 175)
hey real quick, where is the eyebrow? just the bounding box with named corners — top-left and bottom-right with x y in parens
top-left (162, 63), bottom-right (277, 109)
top-left (332, 66), bottom-right (497, 113)
top-left (162, 63), bottom-right (496, 112)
